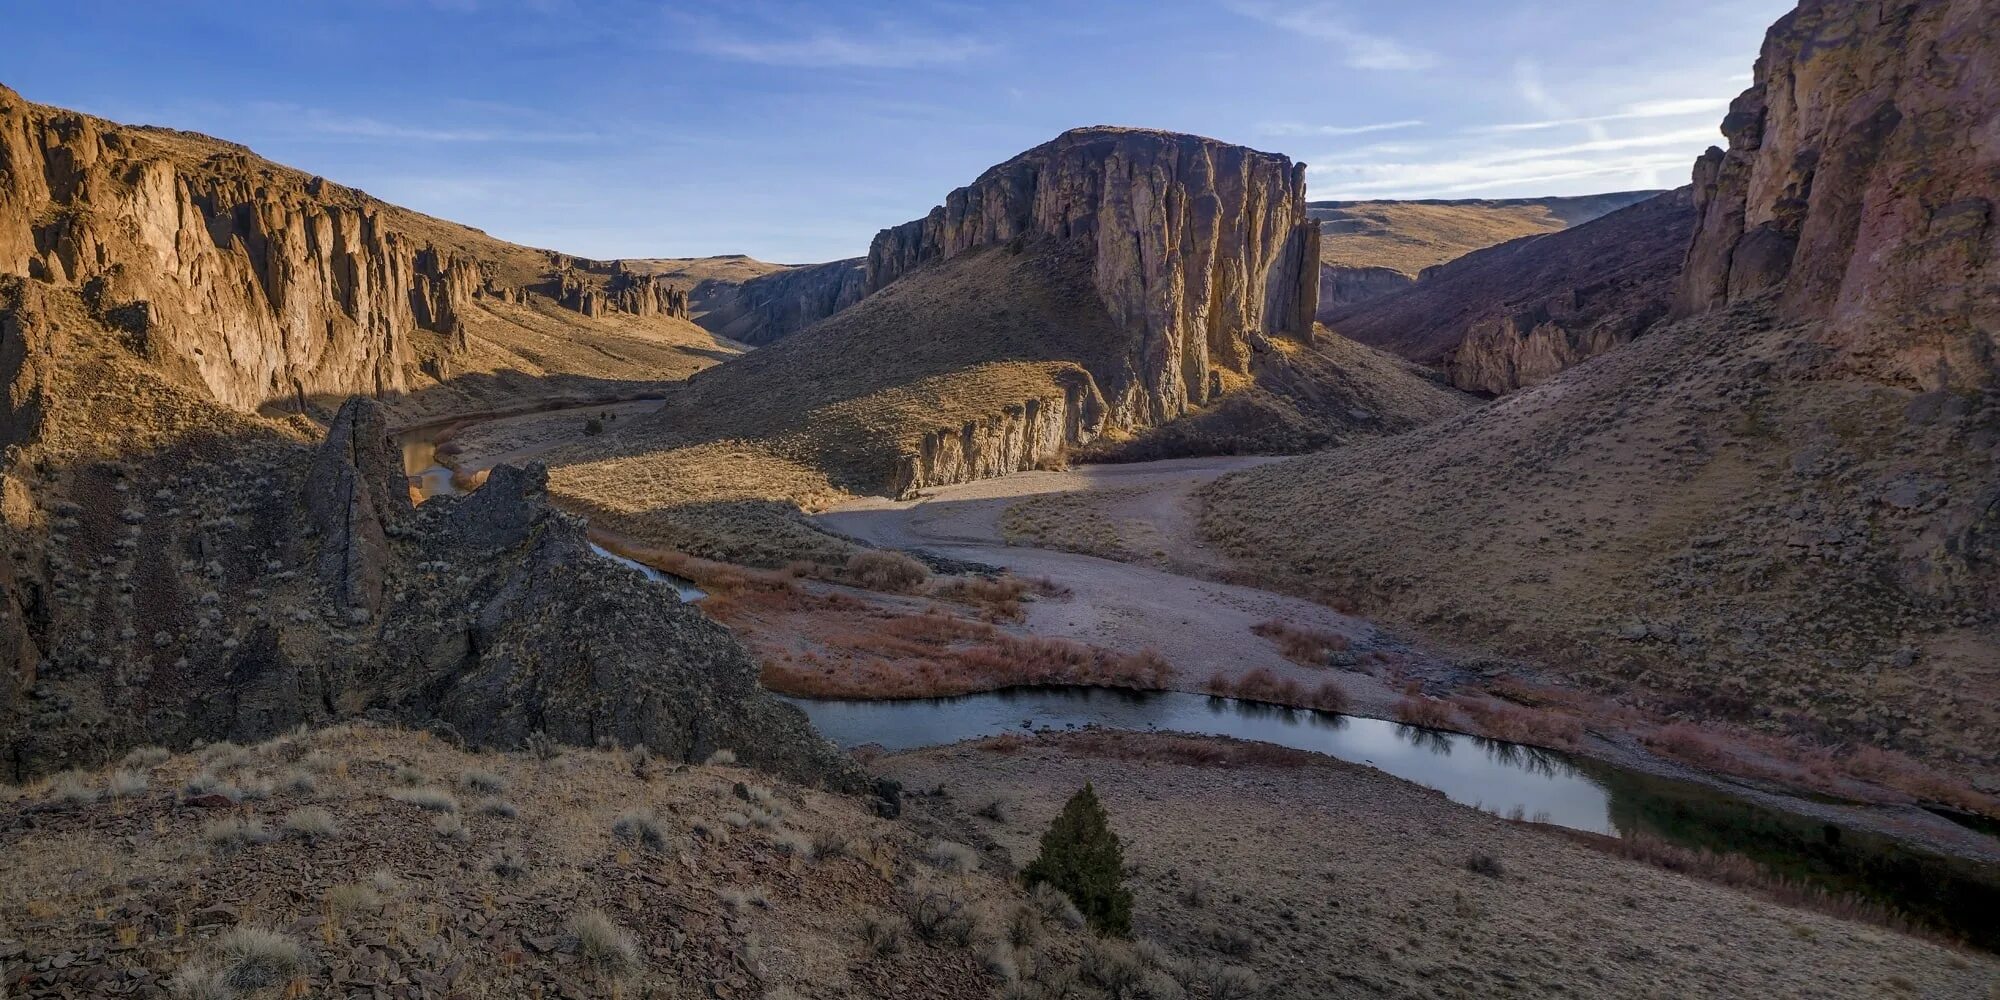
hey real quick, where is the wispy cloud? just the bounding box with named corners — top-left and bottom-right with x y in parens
top-left (684, 23), bottom-right (993, 69)
top-left (1258, 119), bottom-right (1424, 138)
top-left (249, 103), bottom-right (603, 143)
top-left (1227, 2), bottom-right (1436, 71)
top-left (1308, 124), bottom-right (1718, 198)
top-left (1472, 96), bottom-right (1731, 134)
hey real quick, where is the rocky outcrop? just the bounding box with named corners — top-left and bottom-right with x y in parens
top-left (1676, 0), bottom-right (2000, 390)
top-left (0, 389), bottom-right (856, 787)
top-left (0, 85), bottom-right (691, 414)
top-left (1317, 265), bottom-right (1414, 318)
top-left (551, 259), bottom-right (691, 320)
top-left (691, 257), bottom-right (867, 346)
top-left (891, 368), bottom-right (1104, 495)
top-left (1330, 189), bottom-right (1697, 394)
top-left (866, 127), bottom-right (1320, 429)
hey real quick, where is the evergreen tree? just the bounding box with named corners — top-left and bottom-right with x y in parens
top-left (1022, 783), bottom-right (1132, 935)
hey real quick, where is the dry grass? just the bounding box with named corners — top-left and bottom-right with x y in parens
top-left (841, 550), bottom-right (930, 593)
top-left (1449, 695), bottom-right (1585, 750)
top-left (1393, 696), bottom-right (1462, 731)
top-left (761, 634), bottom-right (1173, 700)
top-left (1202, 668), bottom-right (1349, 713)
top-left (1249, 620), bottom-right (1350, 667)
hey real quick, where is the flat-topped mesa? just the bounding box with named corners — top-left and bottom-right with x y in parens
top-left (0, 86), bottom-right (690, 412)
top-left (1676, 0), bottom-right (2000, 390)
top-left (867, 126), bottom-right (1320, 429)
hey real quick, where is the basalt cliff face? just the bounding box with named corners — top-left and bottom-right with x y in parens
top-left (0, 84), bottom-right (691, 414)
top-left (1677, 0), bottom-right (2000, 390)
top-left (867, 127), bottom-right (1320, 430)
top-left (1330, 189), bottom-right (1697, 394)
top-left (690, 257), bottom-right (867, 346)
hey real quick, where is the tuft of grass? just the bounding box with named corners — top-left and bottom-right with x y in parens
top-left (859, 911), bottom-right (907, 959)
top-left (926, 839), bottom-right (978, 874)
top-left (122, 746), bottom-right (171, 769)
top-left (298, 750), bottom-right (339, 774)
top-left (48, 770), bottom-right (100, 805)
top-left (166, 961), bottom-right (231, 999)
top-left (182, 770), bottom-right (241, 802)
top-left (198, 742), bottom-right (252, 771)
top-left (108, 769), bottom-right (149, 798)
top-left (1026, 882), bottom-right (1085, 930)
top-left (459, 769), bottom-right (506, 794)
top-left (388, 786), bottom-right (458, 813)
top-left (215, 926), bottom-right (306, 991)
top-left (477, 797), bottom-right (519, 818)
top-left (279, 769), bottom-right (317, 794)
top-left (282, 807), bottom-right (338, 844)
top-left (706, 748), bottom-right (738, 766)
top-left (488, 846), bottom-right (527, 879)
top-left (433, 812), bottom-right (471, 843)
top-left (392, 764), bottom-right (426, 787)
top-left (810, 829), bottom-right (850, 861)
top-left (324, 883), bottom-right (382, 916)
top-left (612, 807), bottom-right (668, 851)
top-left (770, 829), bottom-right (813, 858)
top-left (203, 817), bottom-right (274, 853)
top-left (981, 940), bottom-right (1020, 983)
top-left (569, 909), bottom-right (643, 977)
top-left (842, 549), bottom-right (930, 593)
top-left (526, 731), bottom-right (563, 762)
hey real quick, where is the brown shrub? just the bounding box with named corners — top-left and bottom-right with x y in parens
top-left (1450, 696), bottom-right (1583, 750)
top-left (1394, 696), bottom-right (1460, 731)
top-left (760, 635), bottom-right (1174, 699)
top-left (1249, 620), bottom-right (1350, 666)
top-left (842, 550), bottom-right (931, 593)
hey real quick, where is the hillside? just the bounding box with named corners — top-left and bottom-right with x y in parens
top-left (1326, 188), bottom-right (1698, 394)
top-left (0, 83), bottom-right (737, 424)
top-left (1310, 192), bottom-right (1661, 317)
top-left (540, 128), bottom-right (1468, 556)
top-left (1201, 0), bottom-right (2000, 770)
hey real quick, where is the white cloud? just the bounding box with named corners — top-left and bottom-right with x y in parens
top-left (1227, 2), bottom-right (1436, 71)
top-left (1473, 96), bottom-right (1731, 134)
top-left (1258, 119), bottom-right (1425, 137)
top-left (686, 25), bottom-right (992, 68)
top-left (1307, 124), bottom-right (1719, 199)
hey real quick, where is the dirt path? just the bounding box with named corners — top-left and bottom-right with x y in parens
top-left (818, 458), bottom-right (1435, 715)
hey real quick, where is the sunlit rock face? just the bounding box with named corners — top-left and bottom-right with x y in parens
top-left (1676, 0), bottom-right (2000, 390)
top-left (0, 85), bottom-right (689, 413)
top-left (867, 126), bottom-right (1320, 431)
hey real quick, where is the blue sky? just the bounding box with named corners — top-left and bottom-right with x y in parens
top-left (8, 0), bottom-right (1792, 263)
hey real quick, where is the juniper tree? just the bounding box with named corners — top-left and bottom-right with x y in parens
top-left (1022, 782), bottom-right (1132, 935)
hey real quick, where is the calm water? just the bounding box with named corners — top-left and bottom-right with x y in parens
top-left (790, 687), bottom-right (2000, 950)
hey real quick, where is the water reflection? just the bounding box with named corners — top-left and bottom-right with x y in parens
top-left (788, 686), bottom-right (2000, 950)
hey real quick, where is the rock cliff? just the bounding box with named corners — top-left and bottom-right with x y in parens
top-left (0, 84), bottom-right (691, 414)
top-left (1330, 189), bottom-right (1697, 394)
top-left (1676, 0), bottom-right (2000, 389)
top-left (690, 257), bottom-right (868, 346)
top-left (867, 127), bottom-right (1320, 429)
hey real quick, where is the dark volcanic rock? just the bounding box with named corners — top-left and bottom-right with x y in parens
top-left (299, 399), bottom-right (409, 620)
top-left (692, 258), bottom-right (867, 346)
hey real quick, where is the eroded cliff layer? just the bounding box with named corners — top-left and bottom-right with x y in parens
top-left (0, 84), bottom-right (691, 414)
top-left (690, 257), bottom-right (868, 346)
top-left (867, 127), bottom-right (1320, 429)
top-left (1676, 0), bottom-right (2000, 389)
top-left (1329, 189), bottom-right (1697, 394)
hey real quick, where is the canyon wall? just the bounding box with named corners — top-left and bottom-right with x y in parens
top-left (692, 257), bottom-right (867, 346)
top-left (0, 85), bottom-right (689, 414)
top-left (1331, 189), bottom-right (1696, 394)
top-left (866, 127), bottom-right (1320, 429)
top-left (1317, 265), bottom-right (1415, 319)
top-left (1677, 0), bottom-right (2000, 389)
top-left (890, 368), bottom-right (1105, 495)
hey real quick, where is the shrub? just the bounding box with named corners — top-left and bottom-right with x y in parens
top-left (48, 770), bottom-right (100, 805)
top-left (1466, 853), bottom-right (1505, 878)
top-left (204, 817), bottom-right (274, 853)
top-left (477, 797), bottom-right (519, 818)
top-left (1021, 783), bottom-right (1132, 935)
top-left (569, 909), bottom-right (642, 976)
top-left (612, 807), bottom-right (668, 851)
top-left (282, 807), bottom-right (338, 844)
top-left (166, 961), bottom-right (231, 999)
top-left (1394, 696), bottom-right (1460, 731)
top-left (388, 787), bottom-right (458, 813)
top-left (216, 926), bottom-right (306, 990)
top-left (460, 769), bottom-right (506, 794)
top-left (927, 839), bottom-right (979, 874)
top-left (843, 549), bottom-right (930, 593)
top-left (526, 731), bottom-right (562, 762)
top-left (299, 750), bottom-right (338, 774)
top-left (433, 813), bottom-right (470, 843)
top-left (981, 940), bottom-right (1020, 983)
top-left (1026, 881), bottom-right (1085, 930)
top-left (1203, 963), bottom-right (1260, 1000)
top-left (108, 769), bottom-right (149, 798)
top-left (770, 829), bottom-right (813, 858)
top-left (904, 883), bottom-right (976, 946)
top-left (199, 742), bottom-right (252, 771)
top-left (182, 770), bottom-right (239, 802)
top-left (279, 769), bottom-right (317, 794)
top-left (488, 847), bottom-right (527, 879)
top-left (393, 765), bottom-right (425, 787)
top-left (1209, 923), bottom-right (1256, 957)
top-left (324, 883), bottom-right (382, 916)
top-left (122, 746), bottom-right (171, 769)
top-left (1080, 940), bottom-right (1144, 994)
top-left (859, 911), bottom-right (907, 958)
